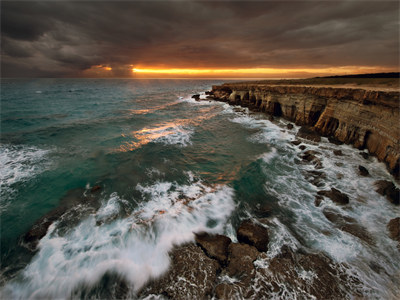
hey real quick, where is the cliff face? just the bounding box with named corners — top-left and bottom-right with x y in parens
top-left (211, 84), bottom-right (400, 177)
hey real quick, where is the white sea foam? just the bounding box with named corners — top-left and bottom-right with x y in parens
top-left (1, 174), bottom-right (235, 299)
top-left (0, 144), bottom-right (51, 213)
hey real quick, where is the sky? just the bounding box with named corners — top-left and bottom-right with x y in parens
top-left (1, 0), bottom-right (399, 78)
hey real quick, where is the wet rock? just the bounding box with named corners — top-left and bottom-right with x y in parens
top-left (145, 244), bottom-right (219, 299)
top-left (333, 149), bottom-right (343, 156)
top-left (375, 180), bottom-right (400, 205)
top-left (317, 188), bottom-right (349, 205)
top-left (323, 208), bottom-right (374, 244)
top-left (358, 165), bottom-right (369, 176)
top-left (195, 232), bottom-right (231, 265)
top-left (258, 245), bottom-right (362, 299)
top-left (287, 123), bottom-right (294, 130)
top-left (237, 220), bottom-right (269, 252)
top-left (291, 140), bottom-right (301, 146)
top-left (22, 188), bottom-right (100, 251)
top-left (215, 283), bottom-right (238, 300)
top-left (299, 150), bottom-right (323, 169)
top-left (387, 217), bottom-right (400, 247)
top-left (360, 152), bottom-right (369, 159)
top-left (254, 203), bottom-right (274, 218)
top-left (315, 195), bottom-right (323, 206)
top-left (297, 126), bottom-right (321, 142)
top-left (191, 94), bottom-right (200, 101)
top-left (226, 243), bottom-right (258, 280)
top-left (205, 91), bottom-right (213, 95)
top-left (305, 170), bottom-right (326, 187)
top-left (299, 145), bottom-right (306, 150)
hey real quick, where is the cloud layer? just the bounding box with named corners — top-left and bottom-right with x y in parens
top-left (1, 0), bottom-right (399, 77)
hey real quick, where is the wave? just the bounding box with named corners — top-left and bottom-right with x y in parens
top-left (1, 173), bottom-right (235, 299)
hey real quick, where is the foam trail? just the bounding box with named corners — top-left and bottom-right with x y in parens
top-left (1, 174), bottom-right (235, 299)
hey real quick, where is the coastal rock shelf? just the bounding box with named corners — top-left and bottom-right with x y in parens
top-left (210, 84), bottom-right (400, 178)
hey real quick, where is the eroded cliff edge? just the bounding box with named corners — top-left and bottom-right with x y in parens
top-left (210, 83), bottom-right (400, 178)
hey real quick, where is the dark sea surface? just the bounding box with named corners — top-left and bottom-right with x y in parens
top-left (1, 79), bottom-right (399, 299)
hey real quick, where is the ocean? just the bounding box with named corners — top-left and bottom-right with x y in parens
top-left (1, 79), bottom-right (399, 299)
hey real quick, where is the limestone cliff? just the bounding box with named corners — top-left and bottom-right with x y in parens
top-left (211, 83), bottom-right (400, 178)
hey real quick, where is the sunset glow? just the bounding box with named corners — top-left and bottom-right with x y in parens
top-left (131, 66), bottom-right (396, 78)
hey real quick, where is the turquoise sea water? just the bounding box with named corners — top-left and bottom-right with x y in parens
top-left (1, 79), bottom-right (399, 298)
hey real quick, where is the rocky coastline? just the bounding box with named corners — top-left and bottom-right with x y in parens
top-left (208, 83), bottom-right (400, 179)
top-left (14, 83), bottom-right (400, 299)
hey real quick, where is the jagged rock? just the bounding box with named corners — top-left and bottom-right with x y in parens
top-left (299, 150), bottom-right (323, 169)
top-left (291, 140), bottom-right (301, 146)
top-left (145, 244), bottom-right (219, 300)
top-left (333, 149), bottom-right (343, 156)
top-left (299, 145), bottom-right (306, 150)
top-left (226, 243), bottom-right (259, 280)
top-left (375, 180), bottom-right (400, 205)
top-left (387, 218), bottom-right (400, 248)
top-left (195, 232), bottom-right (231, 265)
top-left (191, 94), bottom-right (200, 101)
top-left (287, 123), bottom-right (294, 130)
top-left (297, 126), bottom-right (321, 142)
top-left (317, 188), bottom-right (349, 204)
top-left (215, 283), bottom-right (238, 300)
top-left (237, 220), bottom-right (269, 252)
top-left (323, 208), bottom-right (374, 244)
top-left (358, 165), bottom-right (369, 176)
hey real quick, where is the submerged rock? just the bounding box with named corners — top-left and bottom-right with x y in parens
top-left (287, 123), bottom-right (294, 130)
top-left (323, 208), bottom-right (374, 244)
top-left (195, 232), bottom-right (231, 265)
top-left (237, 219), bottom-right (269, 252)
top-left (375, 180), bottom-right (400, 205)
top-left (291, 140), bottom-right (301, 146)
top-left (317, 188), bottom-right (350, 205)
top-left (22, 188), bottom-right (101, 251)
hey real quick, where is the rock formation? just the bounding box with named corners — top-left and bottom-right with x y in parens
top-left (210, 84), bottom-right (400, 178)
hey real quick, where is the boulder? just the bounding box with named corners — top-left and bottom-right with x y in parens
top-left (299, 145), bottom-right (306, 150)
top-left (359, 152), bottom-right (369, 159)
top-left (375, 180), bottom-right (400, 205)
top-left (358, 165), bottom-right (369, 176)
top-left (195, 232), bottom-right (231, 265)
top-left (287, 123), bottom-right (294, 130)
top-left (317, 188), bottom-right (349, 205)
top-left (237, 220), bottom-right (269, 252)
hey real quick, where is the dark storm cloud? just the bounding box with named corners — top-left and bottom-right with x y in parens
top-left (1, 0), bottom-right (399, 77)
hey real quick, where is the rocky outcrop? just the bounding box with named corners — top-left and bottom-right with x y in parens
top-left (237, 220), bottom-right (269, 252)
top-left (211, 84), bottom-right (400, 178)
top-left (195, 232), bottom-right (231, 265)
